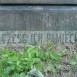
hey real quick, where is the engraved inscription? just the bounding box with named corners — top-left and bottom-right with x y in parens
top-left (0, 31), bottom-right (77, 45)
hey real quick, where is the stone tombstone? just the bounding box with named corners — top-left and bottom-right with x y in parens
top-left (0, 6), bottom-right (76, 47)
top-left (0, 1), bottom-right (77, 77)
top-left (0, 0), bottom-right (76, 50)
top-left (0, 0), bottom-right (77, 4)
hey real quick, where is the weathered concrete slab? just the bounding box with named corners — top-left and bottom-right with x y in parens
top-left (0, 6), bottom-right (77, 31)
top-left (0, 6), bottom-right (77, 47)
top-left (0, 0), bottom-right (77, 4)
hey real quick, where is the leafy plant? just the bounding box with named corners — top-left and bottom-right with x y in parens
top-left (0, 44), bottom-right (64, 77)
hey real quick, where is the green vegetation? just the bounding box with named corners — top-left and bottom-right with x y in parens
top-left (0, 43), bottom-right (77, 77)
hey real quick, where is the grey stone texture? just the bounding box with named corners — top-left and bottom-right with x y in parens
top-left (0, 0), bottom-right (77, 4)
top-left (0, 6), bottom-right (76, 46)
top-left (0, 6), bottom-right (76, 31)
